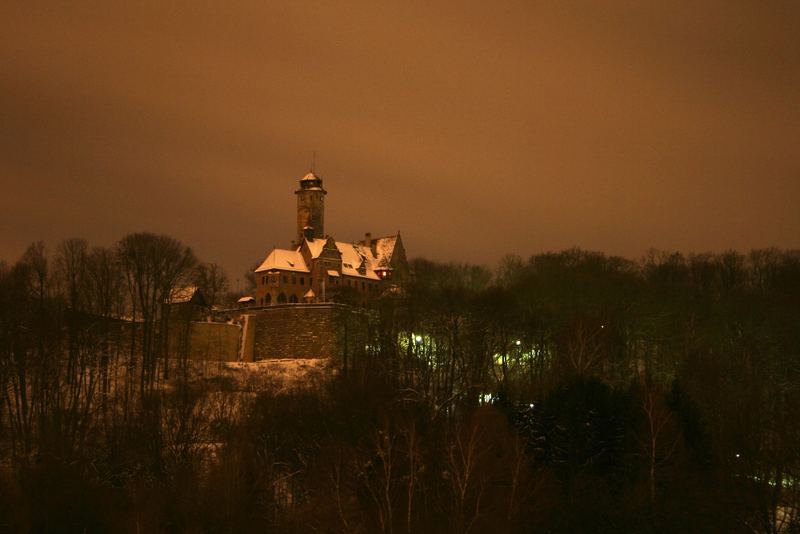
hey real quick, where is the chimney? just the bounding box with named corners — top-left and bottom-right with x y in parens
top-left (304, 226), bottom-right (315, 241)
top-left (363, 232), bottom-right (372, 245)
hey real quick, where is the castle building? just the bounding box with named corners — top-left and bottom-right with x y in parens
top-left (253, 172), bottom-right (408, 307)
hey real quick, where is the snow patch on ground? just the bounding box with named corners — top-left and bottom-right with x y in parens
top-left (217, 358), bottom-right (336, 394)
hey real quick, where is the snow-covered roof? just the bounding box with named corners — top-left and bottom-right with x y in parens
top-left (300, 238), bottom-right (378, 279)
top-left (338, 242), bottom-right (376, 279)
top-left (304, 238), bottom-right (327, 258)
top-left (166, 285), bottom-right (204, 305)
top-left (298, 172), bottom-right (325, 191)
top-left (254, 233), bottom-right (400, 281)
top-left (237, 296), bottom-right (255, 303)
top-left (371, 235), bottom-right (398, 269)
top-left (303, 288), bottom-right (315, 298)
top-left (255, 248), bottom-right (309, 273)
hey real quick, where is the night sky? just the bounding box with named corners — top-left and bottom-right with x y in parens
top-left (2, 1), bottom-right (798, 283)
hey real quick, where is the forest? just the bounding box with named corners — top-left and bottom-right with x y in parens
top-left (0, 233), bottom-right (798, 533)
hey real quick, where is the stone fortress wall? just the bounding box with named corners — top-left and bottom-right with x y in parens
top-left (174, 303), bottom-right (374, 366)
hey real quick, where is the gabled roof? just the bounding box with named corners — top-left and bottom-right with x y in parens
top-left (254, 233), bottom-right (401, 280)
top-left (369, 234), bottom-right (399, 269)
top-left (304, 239), bottom-right (323, 258)
top-left (166, 285), bottom-right (206, 305)
top-left (255, 248), bottom-right (309, 273)
top-left (337, 242), bottom-right (370, 278)
top-left (303, 237), bottom-right (336, 259)
top-left (301, 238), bottom-right (375, 278)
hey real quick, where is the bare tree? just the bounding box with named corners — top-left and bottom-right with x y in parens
top-left (634, 377), bottom-right (682, 522)
top-left (85, 246), bottom-right (125, 409)
top-left (194, 262), bottom-right (229, 307)
top-left (117, 233), bottom-right (197, 396)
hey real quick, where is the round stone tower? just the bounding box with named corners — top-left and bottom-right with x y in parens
top-left (295, 171), bottom-right (326, 244)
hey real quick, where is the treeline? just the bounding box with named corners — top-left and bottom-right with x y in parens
top-left (385, 249), bottom-right (800, 532)
top-left (0, 234), bottom-right (233, 532)
top-left (0, 240), bottom-right (799, 533)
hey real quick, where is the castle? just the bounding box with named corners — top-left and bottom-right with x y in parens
top-left (252, 171), bottom-right (409, 307)
top-left (166, 170), bottom-right (406, 363)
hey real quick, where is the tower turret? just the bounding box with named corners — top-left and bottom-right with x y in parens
top-left (295, 171), bottom-right (326, 245)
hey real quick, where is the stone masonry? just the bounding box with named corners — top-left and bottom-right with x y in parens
top-left (248, 303), bottom-right (373, 364)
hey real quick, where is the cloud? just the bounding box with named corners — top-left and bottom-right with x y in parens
top-left (1, 1), bottom-right (798, 277)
